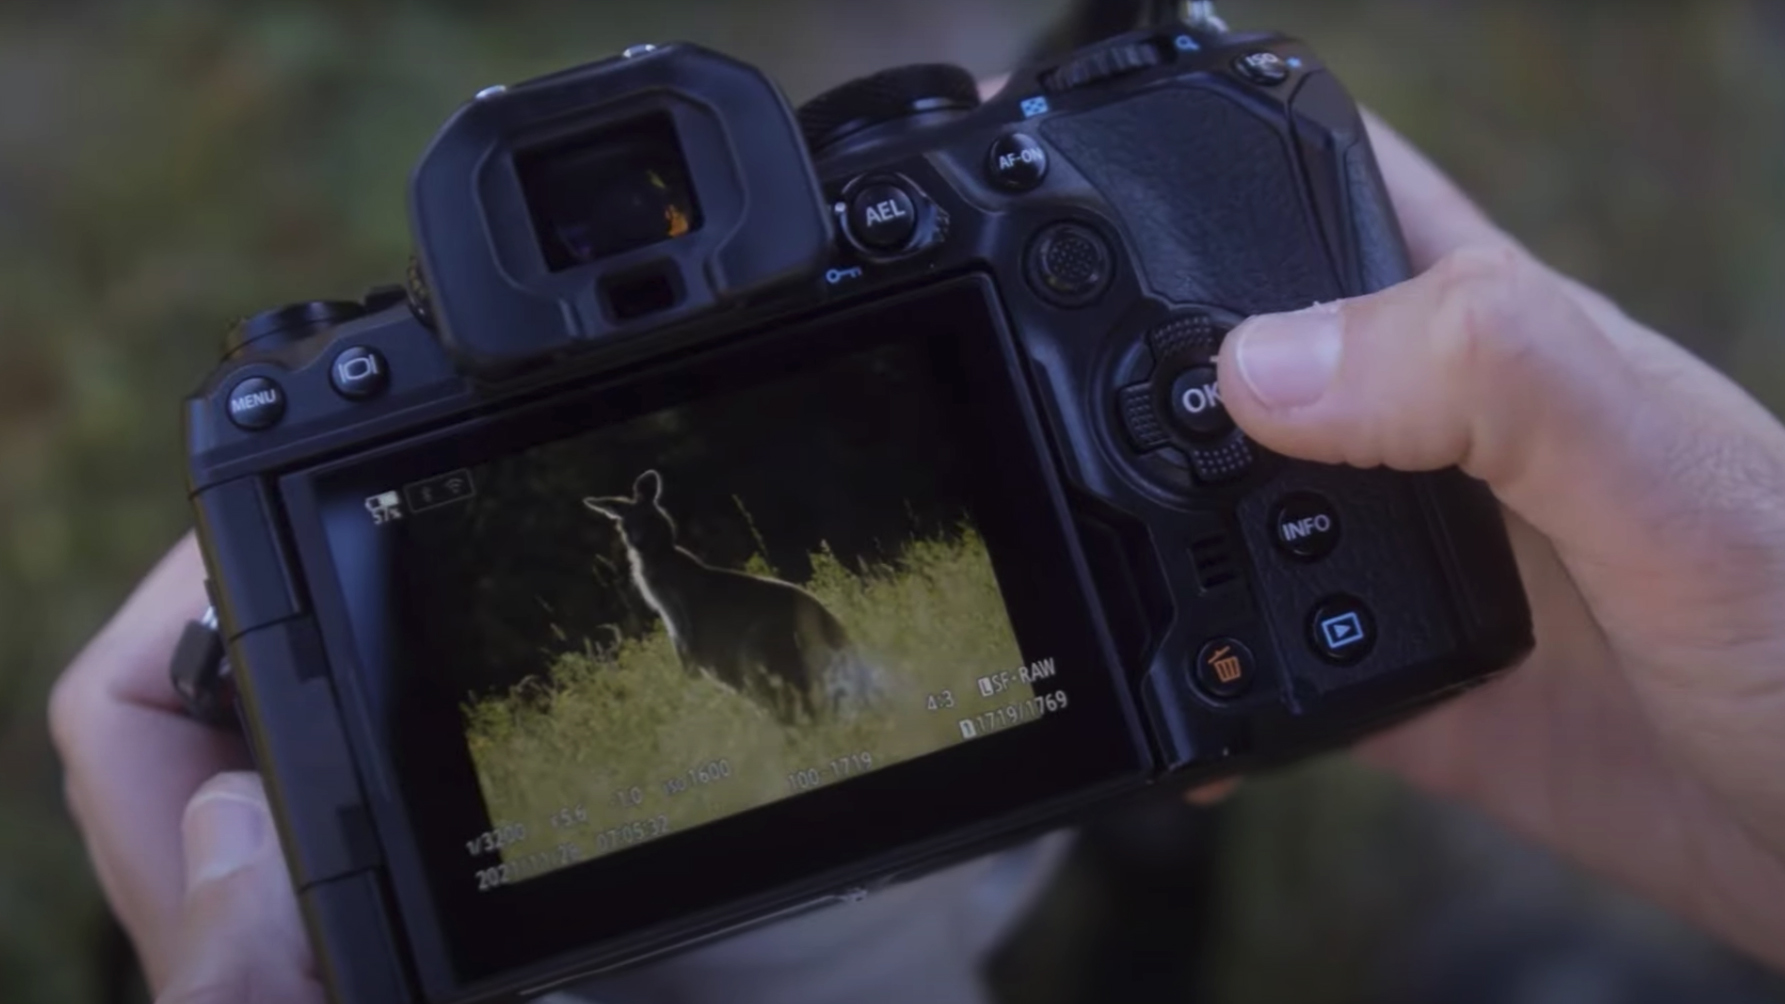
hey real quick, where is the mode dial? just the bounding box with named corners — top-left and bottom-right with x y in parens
top-left (1041, 41), bottom-right (1164, 93)
top-left (798, 64), bottom-right (981, 154)
top-left (224, 300), bottom-right (364, 357)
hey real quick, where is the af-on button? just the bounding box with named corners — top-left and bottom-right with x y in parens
top-left (986, 133), bottom-right (1048, 192)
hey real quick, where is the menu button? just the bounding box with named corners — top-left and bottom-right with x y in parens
top-left (226, 376), bottom-right (286, 431)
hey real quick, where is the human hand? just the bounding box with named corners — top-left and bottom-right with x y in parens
top-left (49, 536), bottom-right (323, 1002)
top-left (1216, 113), bottom-right (1785, 970)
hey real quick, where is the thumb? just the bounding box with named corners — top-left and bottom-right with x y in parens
top-left (1216, 245), bottom-right (1638, 529)
top-left (1217, 242), bottom-right (1785, 659)
top-left (156, 773), bottom-right (323, 1004)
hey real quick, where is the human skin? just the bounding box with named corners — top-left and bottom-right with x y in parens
top-left (47, 109), bottom-right (1785, 999)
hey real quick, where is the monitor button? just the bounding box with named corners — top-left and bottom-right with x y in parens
top-left (330, 346), bottom-right (389, 401)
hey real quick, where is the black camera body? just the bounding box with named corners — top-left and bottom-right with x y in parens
top-left (185, 19), bottom-right (1531, 1004)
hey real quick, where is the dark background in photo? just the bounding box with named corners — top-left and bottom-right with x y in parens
top-left (397, 337), bottom-right (982, 699)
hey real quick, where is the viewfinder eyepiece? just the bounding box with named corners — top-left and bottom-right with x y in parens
top-left (517, 113), bottom-right (702, 272)
top-left (409, 43), bottom-right (830, 377)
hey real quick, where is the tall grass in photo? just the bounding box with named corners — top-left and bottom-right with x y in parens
top-left (462, 525), bottom-right (1032, 868)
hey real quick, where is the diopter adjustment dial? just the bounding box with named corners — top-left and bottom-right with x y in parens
top-left (798, 63), bottom-right (981, 153)
top-left (1041, 41), bottom-right (1164, 93)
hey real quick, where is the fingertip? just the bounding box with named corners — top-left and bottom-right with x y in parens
top-left (182, 773), bottom-right (271, 891)
top-left (1222, 303), bottom-right (1345, 414)
top-left (1183, 778), bottom-right (1241, 807)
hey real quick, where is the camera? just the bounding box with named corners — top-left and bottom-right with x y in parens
top-left (182, 14), bottom-right (1532, 1003)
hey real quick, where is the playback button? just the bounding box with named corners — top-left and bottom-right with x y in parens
top-left (1309, 595), bottom-right (1375, 664)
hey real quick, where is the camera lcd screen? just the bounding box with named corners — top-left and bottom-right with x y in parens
top-left (293, 279), bottom-right (1145, 983)
top-left (417, 340), bottom-right (1050, 891)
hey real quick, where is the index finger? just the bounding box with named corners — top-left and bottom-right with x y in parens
top-left (48, 533), bottom-right (250, 991)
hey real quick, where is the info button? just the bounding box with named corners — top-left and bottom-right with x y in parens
top-left (1271, 492), bottom-right (1340, 561)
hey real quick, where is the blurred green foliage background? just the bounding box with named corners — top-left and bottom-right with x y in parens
top-left (1, 1), bottom-right (1782, 1002)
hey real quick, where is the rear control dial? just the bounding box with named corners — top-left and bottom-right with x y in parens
top-left (797, 63), bottom-right (981, 153)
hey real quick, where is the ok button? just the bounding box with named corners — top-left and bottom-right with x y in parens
top-left (1167, 366), bottom-right (1232, 439)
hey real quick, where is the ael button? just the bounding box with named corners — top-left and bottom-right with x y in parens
top-left (1272, 492), bottom-right (1340, 561)
top-left (1194, 638), bottom-right (1256, 699)
top-left (987, 133), bottom-right (1048, 192)
top-left (226, 376), bottom-right (286, 431)
top-left (1309, 595), bottom-right (1376, 664)
top-left (848, 183), bottom-right (918, 251)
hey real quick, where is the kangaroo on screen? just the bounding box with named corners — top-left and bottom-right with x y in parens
top-left (584, 470), bottom-right (879, 725)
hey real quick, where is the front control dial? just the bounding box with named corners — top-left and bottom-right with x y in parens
top-left (1041, 41), bottom-right (1164, 93)
top-left (797, 63), bottom-right (981, 154)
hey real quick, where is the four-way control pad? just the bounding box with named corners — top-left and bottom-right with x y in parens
top-left (1114, 312), bottom-right (1254, 485)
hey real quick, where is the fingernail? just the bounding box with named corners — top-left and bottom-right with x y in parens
top-left (183, 789), bottom-right (269, 890)
top-left (1231, 302), bottom-right (1344, 409)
